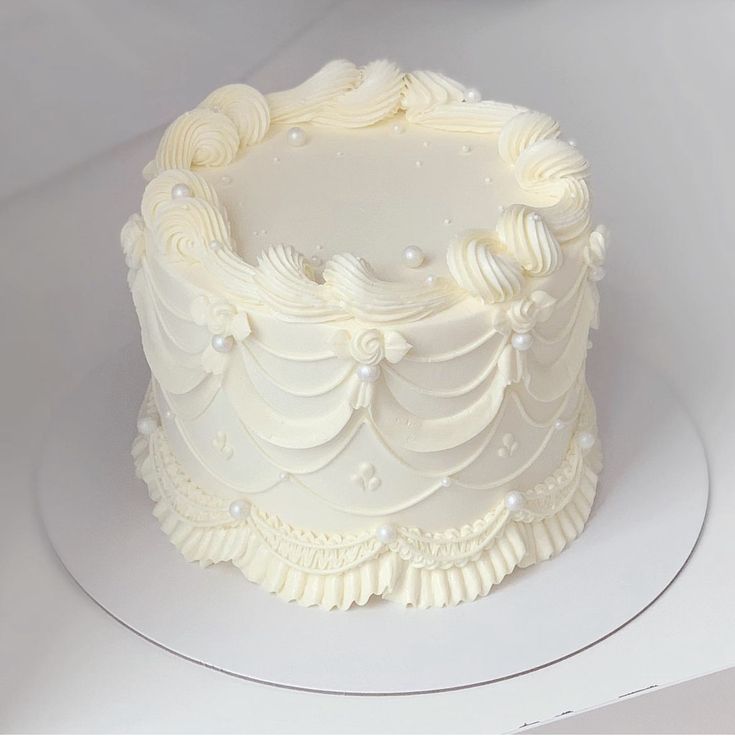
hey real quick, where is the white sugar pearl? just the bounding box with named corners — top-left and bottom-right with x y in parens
top-left (440, 477), bottom-right (452, 488)
top-left (310, 255), bottom-right (323, 267)
top-left (511, 332), bottom-right (533, 351)
top-left (466, 88), bottom-right (482, 103)
top-left (163, 408), bottom-right (175, 420)
top-left (391, 122), bottom-right (404, 134)
top-left (137, 416), bottom-right (158, 435)
top-left (211, 334), bottom-right (234, 353)
top-left (402, 245), bottom-right (425, 268)
top-left (209, 240), bottom-right (223, 251)
top-left (590, 266), bottom-right (606, 281)
top-left (504, 490), bottom-right (525, 512)
top-left (220, 175), bottom-right (232, 185)
top-left (286, 126), bottom-right (307, 147)
top-left (375, 524), bottom-right (396, 544)
top-left (443, 217), bottom-right (452, 225)
top-left (424, 274), bottom-right (438, 287)
top-left (228, 499), bottom-right (250, 520)
top-left (554, 418), bottom-right (566, 431)
top-left (577, 431), bottom-right (596, 450)
top-left (171, 183), bottom-right (192, 199)
top-left (415, 160), bottom-right (423, 168)
top-left (461, 144), bottom-right (472, 154)
top-left (568, 139), bottom-right (577, 147)
top-left (278, 471), bottom-right (289, 481)
top-left (272, 156), bottom-right (280, 164)
top-left (531, 213), bottom-right (542, 222)
top-left (356, 364), bottom-right (381, 383)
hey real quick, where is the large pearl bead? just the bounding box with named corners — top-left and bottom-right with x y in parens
top-left (402, 245), bottom-right (425, 268)
top-left (504, 490), bottom-right (525, 512)
top-left (511, 332), bottom-right (533, 351)
top-left (375, 524), bottom-right (397, 544)
top-left (211, 334), bottom-right (234, 353)
top-left (171, 183), bottom-right (192, 199)
top-left (228, 499), bottom-right (250, 520)
top-left (356, 364), bottom-right (381, 383)
top-left (287, 126), bottom-right (307, 147)
top-left (137, 416), bottom-right (158, 435)
top-left (466, 88), bottom-right (482, 103)
top-left (577, 431), bottom-right (596, 450)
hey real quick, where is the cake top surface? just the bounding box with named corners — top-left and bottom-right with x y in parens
top-left (128, 59), bottom-right (600, 326)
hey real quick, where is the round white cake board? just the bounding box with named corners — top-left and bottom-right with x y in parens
top-left (37, 342), bottom-right (708, 695)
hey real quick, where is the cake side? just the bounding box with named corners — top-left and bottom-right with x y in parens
top-left (123, 60), bottom-right (608, 608)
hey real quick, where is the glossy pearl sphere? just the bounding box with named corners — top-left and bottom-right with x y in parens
top-left (466, 88), bottom-right (482, 103)
top-left (286, 126), bottom-right (307, 147)
top-left (504, 490), bottom-right (525, 512)
top-left (375, 524), bottom-right (397, 544)
top-left (171, 183), bottom-right (192, 199)
top-left (163, 408), bottom-right (175, 420)
top-left (228, 499), bottom-right (249, 520)
top-left (356, 364), bottom-right (381, 383)
top-left (137, 416), bottom-right (158, 435)
top-left (590, 267), bottom-right (606, 282)
top-left (424, 274), bottom-right (438, 287)
top-left (211, 334), bottom-right (234, 353)
top-left (209, 240), bottom-right (223, 251)
top-left (577, 431), bottom-right (596, 450)
top-left (511, 332), bottom-right (533, 351)
top-left (391, 122), bottom-right (404, 134)
top-left (440, 477), bottom-right (452, 488)
top-left (554, 418), bottom-right (566, 431)
top-left (402, 245), bottom-right (425, 268)
top-left (278, 471), bottom-right (289, 481)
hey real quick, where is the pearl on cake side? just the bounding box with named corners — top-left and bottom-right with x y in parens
top-left (211, 334), bottom-right (234, 353)
top-left (504, 490), bottom-right (525, 512)
top-left (356, 364), bottom-right (381, 383)
top-left (577, 431), bottom-right (596, 450)
top-left (511, 332), bottom-right (533, 351)
top-left (375, 524), bottom-right (397, 544)
top-left (171, 183), bottom-right (192, 199)
top-left (228, 499), bottom-right (250, 520)
top-left (465, 88), bottom-right (482, 103)
top-left (286, 126), bottom-right (307, 147)
top-left (402, 245), bottom-right (425, 268)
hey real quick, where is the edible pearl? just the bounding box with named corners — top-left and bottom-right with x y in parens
top-left (228, 499), bottom-right (250, 520)
top-left (278, 471), bottom-right (289, 481)
top-left (483, 176), bottom-right (492, 184)
top-left (137, 416), bottom-right (158, 435)
top-left (440, 477), bottom-right (452, 488)
top-left (375, 524), bottom-right (397, 544)
top-left (461, 144), bottom-right (472, 154)
top-left (443, 217), bottom-right (452, 225)
top-left (272, 156), bottom-right (280, 164)
top-left (163, 408), bottom-right (175, 420)
top-left (590, 267), bottom-right (606, 282)
top-left (210, 240), bottom-right (223, 251)
top-left (504, 491), bottom-right (525, 512)
top-left (424, 274), bottom-right (438, 287)
top-left (220, 175), bottom-right (232, 185)
top-left (554, 418), bottom-right (566, 431)
top-left (568, 139), bottom-right (577, 148)
top-left (310, 255), bottom-right (323, 267)
top-left (415, 160), bottom-right (423, 168)
top-left (466, 88), bottom-right (482, 103)
top-left (511, 332), bottom-right (533, 351)
top-left (391, 122), bottom-right (404, 134)
top-left (211, 334), bottom-right (234, 353)
top-left (531, 213), bottom-right (541, 222)
top-left (286, 126), bottom-right (307, 147)
top-left (356, 364), bottom-right (381, 383)
top-left (402, 245), bottom-right (425, 268)
top-left (171, 183), bottom-right (192, 199)
top-left (577, 431), bottom-right (596, 450)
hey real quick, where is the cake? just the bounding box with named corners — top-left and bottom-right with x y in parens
top-left (122, 60), bottom-right (607, 609)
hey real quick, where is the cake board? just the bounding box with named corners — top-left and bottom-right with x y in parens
top-left (36, 339), bottom-right (708, 695)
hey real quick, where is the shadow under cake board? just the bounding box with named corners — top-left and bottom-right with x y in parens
top-left (36, 338), bottom-right (708, 695)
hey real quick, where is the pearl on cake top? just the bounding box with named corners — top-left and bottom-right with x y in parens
top-left (356, 364), bottom-right (381, 383)
top-left (440, 477), bottom-right (452, 487)
top-left (511, 332), bottom-right (533, 351)
top-left (577, 431), bottom-right (596, 450)
top-left (402, 245), bottom-right (425, 268)
top-left (504, 490), bottom-right (525, 512)
top-left (375, 524), bottom-right (397, 544)
top-left (286, 126), bottom-right (307, 147)
top-left (171, 183), bottom-right (192, 199)
top-left (465, 88), bottom-right (482, 103)
top-left (228, 499), bottom-right (250, 520)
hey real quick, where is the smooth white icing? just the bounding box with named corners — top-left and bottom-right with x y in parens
top-left (123, 59), bottom-right (607, 608)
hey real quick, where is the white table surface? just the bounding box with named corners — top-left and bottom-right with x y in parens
top-left (1, 0), bottom-right (735, 732)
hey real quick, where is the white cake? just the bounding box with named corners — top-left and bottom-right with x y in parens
top-left (122, 60), bottom-right (607, 609)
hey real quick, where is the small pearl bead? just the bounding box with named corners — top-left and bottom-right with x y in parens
top-left (286, 126), bottom-right (307, 147)
top-left (137, 416), bottom-right (158, 435)
top-left (504, 490), bottom-right (525, 512)
top-left (228, 499), bottom-right (250, 520)
top-left (163, 408), bottom-right (175, 420)
top-left (511, 332), bottom-right (533, 351)
top-left (497, 205), bottom-right (505, 213)
top-left (568, 139), bottom-right (577, 148)
top-left (310, 255), bottom-right (323, 267)
top-left (466, 88), bottom-right (482, 103)
top-left (356, 364), bottom-right (381, 383)
top-left (210, 240), bottom-right (223, 251)
top-left (531, 213), bottom-right (541, 222)
top-left (443, 217), bottom-right (452, 225)
top-left (272, 156), bottom-right (280, 164)
top-left (554, 418), bottom-right (566, 431)
top-left (422, 140), bottom-right (431, 148)
top-left (278, 471), bottom-right (289, 481)
top-left (375, 524), bottom-right (396, 544)
top-left (336, 151), bottom-right (344, 158)
top-left (590, 266), bottom-right (606, 281)
top-left (424, 274), bottom-right (438, 287)
top-left (461, 144), bottom-right (472, 154)
top-left (440, 477), bottom-right (452, 488)
top-left (402, 245), bottom-right (425, 268)
top-left (415, 160), bottom-right (423, 168)
top-left (577, 431), bottom-right (596, 450)
top-left (171, 183), bottom-right (192, 199)
top-left (220, 175), bottom-right (232, 185)
top-left (211, 334), bottom-right (234, 353)
top-left (391, 122), bottom-right (404, 134)
top-left (483, 176), bottom-right (492, 184)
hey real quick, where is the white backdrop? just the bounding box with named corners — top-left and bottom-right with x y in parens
top-left (1, 0), bottom-right (734, 732)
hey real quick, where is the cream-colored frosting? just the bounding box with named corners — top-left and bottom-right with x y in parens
top-left (123, 60), bottom-right (607, 608)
